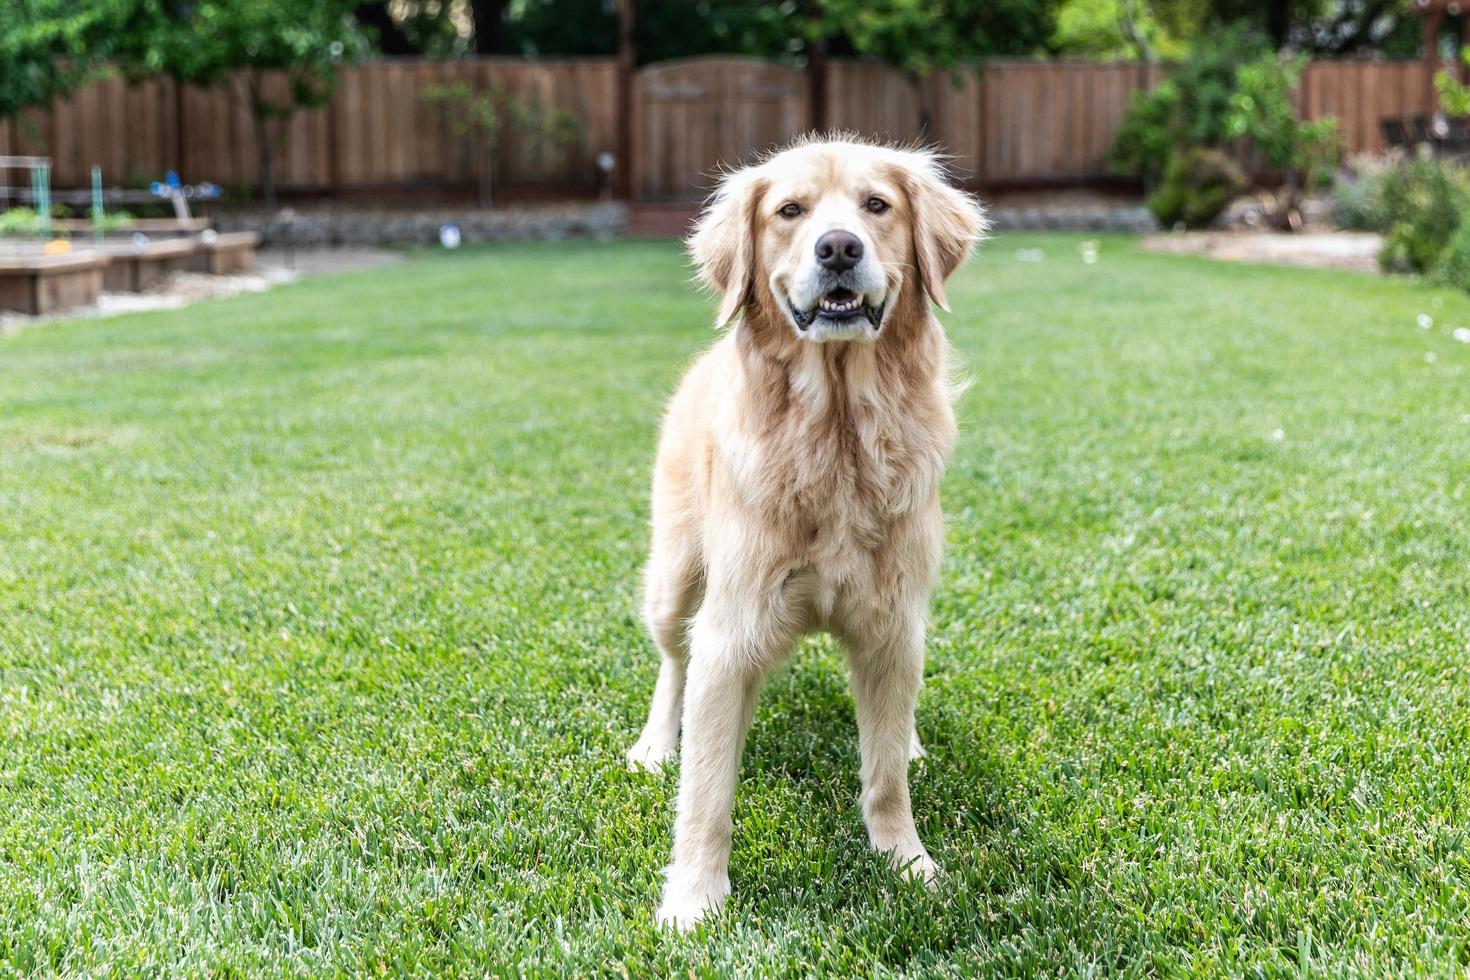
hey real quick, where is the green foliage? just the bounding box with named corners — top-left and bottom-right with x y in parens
top-left (0, 0), bottom-right (130, 119)
top-left (1051, 0), bottom-right (1194, 58)
top-left (0, 207), bottom-right (62, 238)
top-left (1434, 53), bottom-right (1470, 119)
top-left (92, 209), bottom-right (136, 233)
top-left (1111, 26), bottom-right (1264, 185)
top-left (816, 0), bottom-right (1057, 73)
top-left (1224, 53), bottom-right (1339, 184)
top-left (119, 0), bottom-right (367, 99)
top-left (1430, 215), bottom-right (1470, 290)
top-left (1331, 155), bottom-right (1396, 231)
top-left (487, 0), bottom-right (1060, 66)
top-left (1147, 147), bottom-right (1247, 228)
top-left (116, 0), bottom-right (368, 207)
top-left (1373, 157), bottom-right (1470, 274)
top-left (422, 83), bottom-right (584, 207)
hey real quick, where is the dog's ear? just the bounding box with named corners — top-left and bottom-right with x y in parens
top-left (687, 170), bottom-right (766, 327)
top-left (898, 158), bottom-right (988, 312)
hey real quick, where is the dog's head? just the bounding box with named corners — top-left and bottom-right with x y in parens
top-left (688, 137), bottom-right (988, 342)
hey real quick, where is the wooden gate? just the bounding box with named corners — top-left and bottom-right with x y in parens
top-left (633, 56), bottom-right (809, 201)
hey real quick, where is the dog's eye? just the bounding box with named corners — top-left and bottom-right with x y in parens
top-left (778, 202), bottom-right (804, 219)
top-left (865, 197), bottom-right (889, 214)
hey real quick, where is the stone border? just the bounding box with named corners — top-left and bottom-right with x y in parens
top-left (214, 203), bottom-right (629, 247)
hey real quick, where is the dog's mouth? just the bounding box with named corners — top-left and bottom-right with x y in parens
top-left (789, 288), bottom-right (885, 333)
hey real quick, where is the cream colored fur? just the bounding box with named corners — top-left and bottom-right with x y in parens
top-left (627, 137), bottom-right (988, 931)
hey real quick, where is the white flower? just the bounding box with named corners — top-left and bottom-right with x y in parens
top-left (1454, 328), bottom-right (1470, 343)
top-left (1269, 428), bottom-right (1285, 442)
top-left (1426, 351), bottom-right (1439, 364)
top-left (1418, 313), bottom-right (1434, 330)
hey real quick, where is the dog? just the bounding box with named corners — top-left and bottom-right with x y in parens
top-left (627, 136), bottom-right (988, 930)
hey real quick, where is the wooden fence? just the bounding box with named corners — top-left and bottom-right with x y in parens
top-left (0, 56), bottom-right (1435, 203)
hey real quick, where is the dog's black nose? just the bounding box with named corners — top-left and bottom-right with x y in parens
top-left (815, 230), bottom-right (863, 272)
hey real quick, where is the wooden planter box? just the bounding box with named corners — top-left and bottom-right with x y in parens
top-left (0, 252), bottom-right (109, 315)
top-left (99, 238), bottom-right (200, 292)
top-left (189, 232), bottom-right (260, 275)
top-left (52, 217), bottom-right (212, 238)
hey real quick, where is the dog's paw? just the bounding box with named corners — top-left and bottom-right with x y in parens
top-left (874, 843), bottom-right (939, 887)
top-left (656, 865), bottom-right (729, 932)
top-left (626, 737), bottom-right (678, 773)
top-left (896, 850), bottom-right (940, 887)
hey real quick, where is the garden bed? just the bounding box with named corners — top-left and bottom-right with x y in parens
top-left (51, 217), bottom-right (211, 238)
top-left (188, 231), bottom-right (261, 275)
top-left (99, 238), bottom-right (200, 292)
top-left (0, 250), bottom-right (109, 315)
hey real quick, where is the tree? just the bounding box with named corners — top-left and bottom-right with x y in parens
top-left (1051, 0), bottom-right (1203, 59)
top-left (0, 0), bottom-right (128, 121)
top-left (809, 0), bottom-right (1057, 135)
top-left (1224, 52), bottom-right (1339, 228)
top-left (119, 0), bottom-right (367, 209)
top-left (423, 82), bottom-right (584, 207)
top-left (352, 2), bottom-right (420, 56)
top-left (1111, 25), bottom-right (1265, 187)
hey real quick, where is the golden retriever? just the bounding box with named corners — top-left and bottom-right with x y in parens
top-left (627, 136), bottom-right (988, 930)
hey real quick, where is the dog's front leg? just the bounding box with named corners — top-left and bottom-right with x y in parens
top-left (846, 617), bottom-right (938, 883)
top-left (656, 613), bottom-right (765, 931)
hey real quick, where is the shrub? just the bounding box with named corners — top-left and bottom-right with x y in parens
top-left (1431, 215), bottom-right (1470, 290)
top-left (1332, 155), bottom-right (1397, 231)
top-left (1147, 147), bottom-right (1249, 229)
top-left (1373, 156), bottom-right (1470, 273)
top-left (1111, 26), bottom-right (1266, 187)
top-left (1224, 52), bottom-right (1340, 227)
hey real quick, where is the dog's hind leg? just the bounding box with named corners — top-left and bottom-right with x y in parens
top-left (628, 534), bottom-right (702, 772)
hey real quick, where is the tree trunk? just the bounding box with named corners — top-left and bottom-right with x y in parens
top-left (1118, 0), bottom-right (1155, 61)
top-left (1266, 0), bottom-right (1291, 49)
top-left (470, 0), bottom-right (510, 55)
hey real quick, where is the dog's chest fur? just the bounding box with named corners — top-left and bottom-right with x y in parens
top-left (726, 331), bottom-right (955, 574)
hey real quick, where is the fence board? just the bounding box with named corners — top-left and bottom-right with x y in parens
top-left (10, 56), bottom-right (1440, 202)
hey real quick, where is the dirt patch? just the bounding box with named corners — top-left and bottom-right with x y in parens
top-left (1140, 231), bottom-right (1384, 272)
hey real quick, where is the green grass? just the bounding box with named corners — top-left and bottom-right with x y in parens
top-left (4, 234), bottom-right (1470, 975)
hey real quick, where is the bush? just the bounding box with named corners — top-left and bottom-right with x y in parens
top-left (1111, 26), bottom-right (1266, 186)
top-left (1431, 216), bottom-right (1470, 290)
top-left (1147, 148), bottom-right (1249, 229)
top-left (1332, 155), bottom-right (1396, 231)
top-left (1373, 156), bottom-right (1470, 273)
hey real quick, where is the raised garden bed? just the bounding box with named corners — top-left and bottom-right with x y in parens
top-left (0, 251), bottom-right (109, 315)
top-left (51, 217), bottom-right (211, 238)
top-left (99, 238), bottom-right (200, 292)
top-left (188, 231), bottom-right (260, 275)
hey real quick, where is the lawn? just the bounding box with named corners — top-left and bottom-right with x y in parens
top-left (3, 234), bottom-right (1470, 975)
